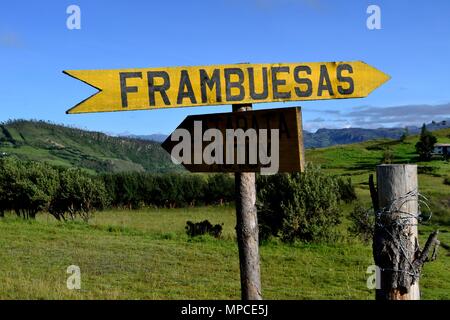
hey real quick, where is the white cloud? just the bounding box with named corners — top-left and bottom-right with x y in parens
top-left (303, 103), bottom-right (450, 130)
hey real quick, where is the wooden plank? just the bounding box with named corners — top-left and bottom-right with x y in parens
top-left (64, 61), bottom-right (390, 114)
top-left (161, 107), bottom-right (305, 173)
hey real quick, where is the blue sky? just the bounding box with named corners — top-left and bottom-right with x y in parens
top-left (1, 0), bottom-right (449, 135)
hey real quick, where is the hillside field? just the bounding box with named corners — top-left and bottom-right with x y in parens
top-left (0, 127), bottom-right (449, 299)
top-left (307, 128), bottom-right (450, 226)
top-left (0, 120), bottom-right (180, 173)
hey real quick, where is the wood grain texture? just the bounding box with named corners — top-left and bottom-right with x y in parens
top-left (161, 107), bottom-right (305, 173)
top-left (233, 103), bottom-right (262, 300)
top-left (374, 164), bottom-right (420, 300)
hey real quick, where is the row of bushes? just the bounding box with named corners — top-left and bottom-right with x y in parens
top-left (0, 157), bottom-right (236, 220)
top-left (100, 172), bottom-right (234, 209)
top-left (1, 157), bottom-right (358, 244)
top-left (101, 165), bottom-right (357, 243)
top-left (0, 157), bottom-right (107, 221)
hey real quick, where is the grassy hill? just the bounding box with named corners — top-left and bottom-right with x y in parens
top-left (307, 127), bottom-right (450, 226)
top-left (302, 119), bottom-right (449, 148)
top-left (303, 127), bottom-right (407, 148)
top-left (0, 120), bottom-right (181, 174)
top-left (1, 119), bottom-right (449, 203)
top-left (308, 128), bottom-right (450, 175)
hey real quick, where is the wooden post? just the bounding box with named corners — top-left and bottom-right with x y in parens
top-left (232, 103), bottom-right (262, 300)
top-left (374, 164), bottom-right (420, 300)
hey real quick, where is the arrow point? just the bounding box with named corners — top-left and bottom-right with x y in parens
top-left (359, 62), bottom-right (391, 94)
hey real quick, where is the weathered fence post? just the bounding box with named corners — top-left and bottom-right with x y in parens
top-left (374, 164), bottom-right (420, 300)
top-left (233, 103), bottom-right (262, 300)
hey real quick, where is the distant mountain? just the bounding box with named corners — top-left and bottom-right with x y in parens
top-left (128, 119), bottom-right (450, 149)
top-left (0, 120), bottom-right (182, 173)
top-left (130, 127), bottom-right (409, 149)
top-left (302, 127), bottom-right (404, 148)
top-left (417, 119), bottom-right (450, 132)
top-left (125, 134), bottom-right (168, 143)
top-left (302, 119), bottom-right (449, 149)
top-left (1, 118), bottom-right (448, 174)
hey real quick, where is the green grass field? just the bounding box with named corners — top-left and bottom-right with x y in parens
top-left (307, 128), bottom-right (450, 226)
top-left (0, 205), bottom-right (448, 300)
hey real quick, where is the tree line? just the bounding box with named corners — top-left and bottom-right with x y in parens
top-left (100, 171), bottom-right (234, 209)
top-left (0, 157), bottom-right (358, 244)
top-left (0, 157), bottom-right (235, 220)
top-left (0, 157), bottom-right (107, 221)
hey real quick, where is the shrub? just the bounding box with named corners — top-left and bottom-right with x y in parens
top-left (185, 220), bottom-right (223, 238)
top-left (256, 174), bottom-right (290, 241)
top-left (0, 157), bottom-right (58, 219)
top-left (101, 172), bottom-right (234, 209)
top-left (102, 172), bottom-right (148, 209)
top-left (336, 177), bottom-right (357, 203)
top-left (0, 158), bottom-right (235, 219)
top-left (348, 203), bottom-right (374, 243)
top-left (415, 124), bottom-right (437, 161)
top-left (153, 174), bottom-right (193, 207)
top-left (205, 174), bottom-right (235, 205)
top-left (21, 162), bottom-right (59, 218)
top-left (49, 169), bottom-right (109, 222)
top-left (382, 148), bottom-right (394, 164)
top-left (399, 128), bottom-right (409, 142)
top-left (177, 174), bottom-right (206, 207)
top-left (257, 164), bottom-right (342, 243)
top-left (0, 157), bottom-right (21, 217)
top-left (444, 177), bottom-right (450, 186)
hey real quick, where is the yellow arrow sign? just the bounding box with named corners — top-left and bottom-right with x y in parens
top-left (64, 61), bottom-right (390, 114)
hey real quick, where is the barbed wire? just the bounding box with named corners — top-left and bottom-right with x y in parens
top-left (374, 189), bottom-right (433, 280)
top-left (375, 189), bottom-right (432, 225)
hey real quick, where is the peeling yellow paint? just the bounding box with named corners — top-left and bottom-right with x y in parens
top-left (64, 61), bottom-right (390, 114)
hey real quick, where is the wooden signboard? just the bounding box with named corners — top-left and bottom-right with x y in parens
top-left (64, 60), bottom-right (390, 300)
top-left (64, 61), bottom-right (390, 114)
top-left (161, 107), bottom-right (304, 173)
